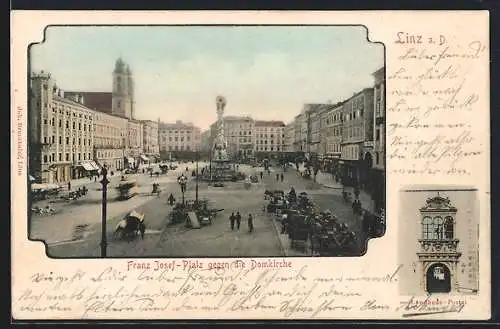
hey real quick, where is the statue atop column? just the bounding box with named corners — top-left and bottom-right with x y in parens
top-left (213, 96), bottom-right (229, 161)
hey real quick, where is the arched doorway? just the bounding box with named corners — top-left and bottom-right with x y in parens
top-left (426, 263), bottom-right (451, 293)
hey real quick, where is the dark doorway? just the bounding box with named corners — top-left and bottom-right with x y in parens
top-left (426, 263), bottom-right (451, 293)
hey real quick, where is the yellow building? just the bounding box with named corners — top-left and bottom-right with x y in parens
top-left (29, 72), bottom-right (96, 183)
top-left (158, 121), bottom-right (201, 156)
top-left (93, 111), bottom-right (128, 172)
top-left (125, 119), bottom-right (143, 167)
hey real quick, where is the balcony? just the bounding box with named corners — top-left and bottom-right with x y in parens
top-left (417, 239), bottom-right (460, 253)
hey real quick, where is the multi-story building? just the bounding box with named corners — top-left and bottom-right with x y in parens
top-left (93, 111), bottom-right (128, 172)
top-left (29, 72), bottom-right (97, 183)
top-left (141, 120), bottom-right (160, 162)
top-left (306, 104), bottom-right (324, 156)
top-left (112, 58), bottom-right (135, 120)
top-left (283, 123), bottom-right (295, 153)
top-left (200, 130), bottom-right (211, 152)
top-left (209, 116), bottom-right (254, 159)
top-left (254, 120), bottom-right (285, 157)
top-left (292, 114), bottom-right (302, 153)
top-left (125, 119), bottom-right (143, 168)
top-left (320, 102), bottom-right (344, 177)
top-left (372, 66), bottom-right (386, 211)
top-left (339, 87), bottom-right (374, 188)
top-left (158, 121), bottom-right (201, 157)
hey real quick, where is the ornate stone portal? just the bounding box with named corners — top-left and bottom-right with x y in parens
top-left (417, 193), bottom-right (461, 293)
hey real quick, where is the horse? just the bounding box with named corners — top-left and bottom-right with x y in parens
top-left (114, 215), bottom-right (146, 241)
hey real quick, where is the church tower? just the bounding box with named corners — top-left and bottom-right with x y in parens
top-left (417, 193), bottom-right (462, 293)
top-left (112, 58), bottom-right (133, 119)
top-left (127, 65), bottom-right (135, 119)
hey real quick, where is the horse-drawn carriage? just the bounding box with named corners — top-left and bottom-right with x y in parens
top-left (114, 210), bottom-right (146, 240)
top-left (116, 180), bottom-right (138, 200)
top-left (287, 213), bottom-right (312, 249)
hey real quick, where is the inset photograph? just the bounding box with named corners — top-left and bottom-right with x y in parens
top-left (27, 25), bottom-right (385, 258)
top-left (398, 187), bottom-right (479, 295)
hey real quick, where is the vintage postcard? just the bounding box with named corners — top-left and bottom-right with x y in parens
top-left (11, 11), bottom-right (490, 320)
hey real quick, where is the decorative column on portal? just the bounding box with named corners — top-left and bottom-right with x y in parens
top-left (416, 193), bottom-right (461, 294)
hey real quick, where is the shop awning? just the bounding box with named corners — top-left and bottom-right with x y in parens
top-left (80, 161), bottom-right (95, 171)
top-left (88, 161), bottom-right (100, 170)
top-left (140, 155), bottom-right (149, 161)
top-left (29, 175), bottom-right (36, 182)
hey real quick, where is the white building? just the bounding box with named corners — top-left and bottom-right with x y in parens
top-left (29, 71), bottom-right (97, 183)
top-left (141, 120), bottom-right (160, 162)
top-left (254, 120), bottom-right (285, 154)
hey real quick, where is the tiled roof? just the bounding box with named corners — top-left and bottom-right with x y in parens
top-left (254, 120), bottom-right (286, 127)
top-left (65, 91), bottom-right (112, 113)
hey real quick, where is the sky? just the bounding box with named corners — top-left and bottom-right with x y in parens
top-left (30, 26), bottom-right (384, 130)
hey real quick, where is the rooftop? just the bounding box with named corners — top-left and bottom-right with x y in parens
top-left (254, 120), bottom-right (286, 127)
top-left (65, 91), bottom-right (113, 114)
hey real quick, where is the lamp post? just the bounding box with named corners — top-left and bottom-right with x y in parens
top-left (100, 164), bottom-right (109, 258)
top-left (177, 173), bottom-right (188, 206)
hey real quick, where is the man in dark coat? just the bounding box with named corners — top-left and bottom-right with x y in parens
top-left (235, 211), bottom-right (242, 230)
top-left (247, 214), bottom-right (254, 233)
top-left (229, 212), bottom-right (236, 230)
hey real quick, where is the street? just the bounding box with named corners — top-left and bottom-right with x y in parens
top-left (37, 164), bottom-right (369, 258)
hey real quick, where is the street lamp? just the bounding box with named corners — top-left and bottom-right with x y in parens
top-left (177, 173), bottom-right (188, 206)
top-left (100, 164), bottom-right (109, 258)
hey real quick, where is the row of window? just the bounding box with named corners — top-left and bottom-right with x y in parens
top-left (49, 105), bottom-right (93, 120)
top-left (43, 135), bottom-right (92, 146)
top-left (43, 118), bottom-right (92, 131)
top-left (161, 136), bottom-right (192, 142)
top-left (255, 146), bottom-right (281, 151)
top-left (96, 150), bottom-right (123, 159)
top-left (162, 145), bottom-right (192, 151)
top-left (43, 152), bottom-right (92, 163)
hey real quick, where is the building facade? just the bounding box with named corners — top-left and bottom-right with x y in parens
top-left (339, 88), bottom-right (374, 188)
top-left (372, 66), bottom-right (386, 212)
top-left (112, 58), bottom-right (135, 120)
top-left (254, 120), bottom-right (285, 157)
top-left (93, 111), bottom-right (128, 172)
top-left (200, 130), bottom-right (211, 152)
top-left (211, 116), bottom-right (254, 159)
top-left (320, 102), bottom-right (344, 178)
top-left (141, 120), bottom-right (160, 161)
top-left (283, 123), bottom-right (295, 153)
top-left (125, 119), bottom-right (143, 168)
top-left (29, 72), bottom-right (96, 183)
top-left (158, 121), bottom-right (201, 157)
top-left (306, 105), bottom-right (323, 156)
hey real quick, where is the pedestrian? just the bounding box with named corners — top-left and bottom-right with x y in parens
top-left (67, 181), bottom-right (71, 191)
top-left (168, 193), bottom-right (175, 206)
top-left (276, 173), bottom-right (279, 181)
top-left (235, 211), bottom-right (242, 230)
top-left (247, 214), bottom-right (254, 233)
top-left (229, 212), bottom-right (236, 230)
top-left (280, 172), bottom-right (284, 182)
top-left (260, 171), bottom-right (263, 180)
